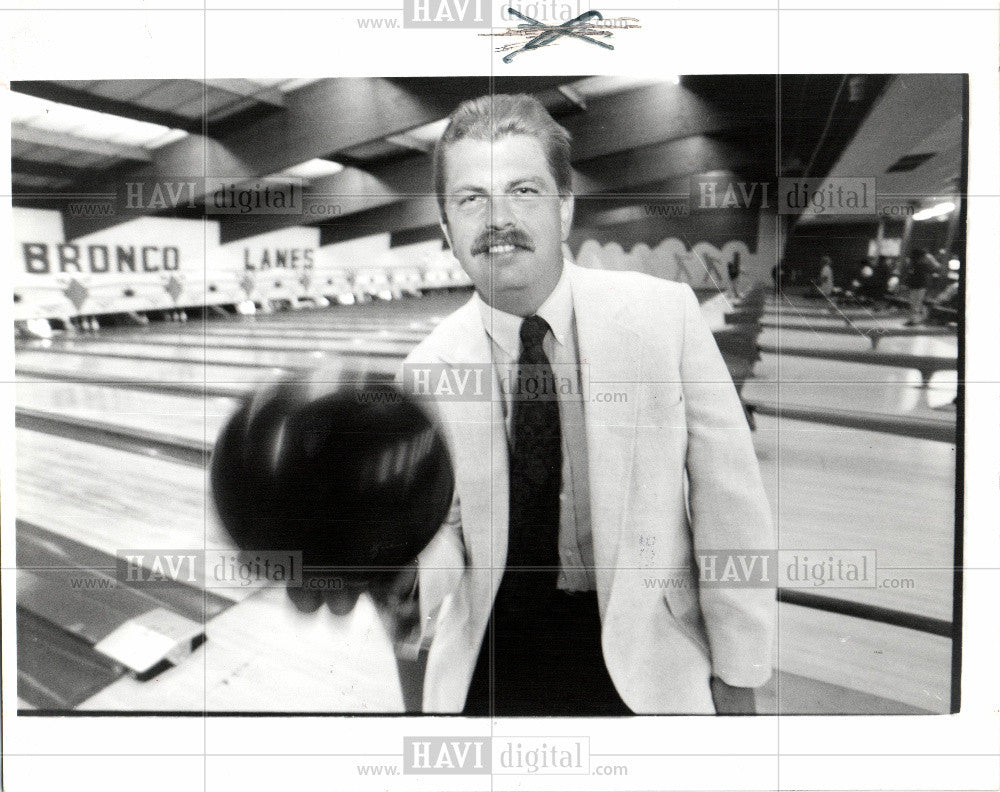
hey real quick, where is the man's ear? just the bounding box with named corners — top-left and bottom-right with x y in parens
top-left (560, 193), bottom-right (575, 241)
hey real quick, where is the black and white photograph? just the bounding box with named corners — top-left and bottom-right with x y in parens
top-left (9, 73), bottom-right (963, 716)
top-left (1, 5), bottom-right (997, 789)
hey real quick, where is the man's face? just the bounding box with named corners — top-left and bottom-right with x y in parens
top-left (440, 133), bottom-right (573, 315)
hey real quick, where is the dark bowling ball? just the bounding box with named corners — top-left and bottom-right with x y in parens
top-left (210, 375), bottom-right (453, 610)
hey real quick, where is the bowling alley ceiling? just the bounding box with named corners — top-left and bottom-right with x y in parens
top-left (9, 74), bottom-right (963, 242)
top-left (796, 74), bottom-right (965, 224)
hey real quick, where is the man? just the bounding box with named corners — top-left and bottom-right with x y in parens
top-left (905, 248), bottom-right (942, 325)
top-left (815, 255), bottom-right (835, 297)
top-left (402, 94), bottom-right (774, 715)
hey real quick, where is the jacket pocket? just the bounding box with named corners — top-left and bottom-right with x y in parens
top-left (641, 382), bottom-right (684, 410)
top-left (639, 384), bottom-right (685, 429)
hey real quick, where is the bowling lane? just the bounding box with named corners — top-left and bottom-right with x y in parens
top-left (247, 290), bottom-right (466, 325)
top-left (759, 324), bottom-right (958, 355)
top-left (745, 367), bottom-right (957, 414)
top-left (133, 323), bottom-right (431, 343)
top-left (16, 378), bottom-right (240, 443)
top-left (15, 429), bottom-right (256, 602)
top-left (876, 332), bottom-right (959, 357)
top-left (79, 588), bottom-right (404, 712)
top-left (16, 347), bottom-right (403, 387)
top-left (76, 593), bottom-right (950, 713)
top-left (16, 377), bottom-right (952, 621)
top-left (17, 339), bottom-right (399, 378)
top-left (188, 326), bottom-right (427, 343)
top-left (55, 332), bottom-right (417, 360)
top-left (746, 343), bottom-right (958, 412)
top-left (15, 348), bottom-right (280, 384)
top-left (753, 413), bottom-right (955, 621)
top-left (774, 604), bottom-right (950, 713)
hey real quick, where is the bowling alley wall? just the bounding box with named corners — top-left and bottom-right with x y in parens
top-left (11, 207), bottom-right (458, 321)
top-left (13, 198), bottom-right (776, 322)
top-left (568, 193), bottom-right (778, 287)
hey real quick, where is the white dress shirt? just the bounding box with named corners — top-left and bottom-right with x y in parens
top-left (474, 263), bottom-right (595, 591)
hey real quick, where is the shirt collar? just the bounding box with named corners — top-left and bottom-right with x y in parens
top-left (475, 260), bottom-right (573, 358)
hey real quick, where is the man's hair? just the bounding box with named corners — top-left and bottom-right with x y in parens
top-left (432, 93), bottom-right (573, 218)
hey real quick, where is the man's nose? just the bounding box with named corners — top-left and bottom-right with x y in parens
top-left (486, 193), bottom-right (516, 229)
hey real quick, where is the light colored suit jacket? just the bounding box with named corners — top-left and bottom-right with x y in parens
top-left (403, 263), bottom-right (775, 713)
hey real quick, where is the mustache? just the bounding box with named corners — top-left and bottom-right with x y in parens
top-left (471, 229), bottom-right (535, 256)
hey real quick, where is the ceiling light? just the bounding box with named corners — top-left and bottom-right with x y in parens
top-left (386, 118), bottom-right (450, 152)
top-left (10, 89), bottom-right (187, 149)
top-left (912, 201), bottom-right (955, 221)
top-left (273, 159), bottom-right (344, 180)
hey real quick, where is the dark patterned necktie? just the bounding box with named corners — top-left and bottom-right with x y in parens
top-left (463, 315), bottom-right (565, 713)
top-left (505, 315), bottom-right (562, 582)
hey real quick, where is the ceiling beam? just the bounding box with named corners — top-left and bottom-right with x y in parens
top-left (12, 80), bottom-right (204, 134)
top-left (202, 79), bottom-right (285, 107)
top-left (320, 196), bottom-right (440, 246)
top-left (11, 156), bottom-right (94, 180)
top-left (314, 136), bottom-right (768, 247)
top-left (223, 137), bottom-right (771, 249)
top-left (559, 81), bottom-right (774, 161)
top-left (575, 135), bottom-right (770, 193)
top-left (217, 85), bottom-right (771, 245)
top-left (12, 123), bottom-right (152, 162)
top-left (198, 79), bottom-right (288, 138)
top-left (59, 77), bottom-right (576, 240)
top-left (217, 165), bottom-right (406, 244)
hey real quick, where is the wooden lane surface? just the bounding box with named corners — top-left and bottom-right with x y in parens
top-left (14, 325), bottom-right (955, 622)
top-left (771, 604), bottom-right (950, 713)
top-left (75, 593), bottom-right (948, 712)
top-left (14, 292), bottom-right (955, 712)
top-left (758, 323), bottom-right (958, 355)
top-left (131, 324), bottom-right (432, 343)
top-left (761, 313), bottom-right (947, 330)
top-left (233, 290), bottom-right (469, 323)
top-left (15, 375), bottom-right (955, 621)
top-left (20, 339), bottom-right (402, 376)
top-left (763, 306), bottom-right (908, 321)
top-left (752, 413), bottom-right (954, 621)
top-left (15, 349), bottom-right (287, 384)
top-left (15, 349), bottom-right (401, 386)
top-left (78, 588), bottom-right (404, 712)
top-left (747, 335), bottom-right (959, 412)
top-left (744, 372), bottom-right (958, 416)
top-left (15, 378), bottom-right (240, 443)
top-left (15, 428), bottom-right (406, 712)
top-left (47, 333), bottom-right (418, 360)
top-left (16, 370), bottom-right (955, 618)
top-left (14, 420), bottom-right (953, 712)
top-left (13, 416), bottom-right (405, 712)
top-left (13, 429), bottom-right (255, 603)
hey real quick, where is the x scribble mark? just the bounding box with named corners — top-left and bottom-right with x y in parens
top-left (501, 7), bottom-right (613, 63)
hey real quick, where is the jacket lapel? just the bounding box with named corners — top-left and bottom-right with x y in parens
top-left (568, 265), bottom-right (642, 616)
top-left (432, 272), bottom-right (644, 619)
top-left (434, 298), bottom-right (509, 611)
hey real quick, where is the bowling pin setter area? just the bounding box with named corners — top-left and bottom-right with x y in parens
top-left (9, 75), bottom-right (961, 717)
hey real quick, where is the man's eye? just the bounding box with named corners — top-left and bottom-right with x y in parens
top-left (459, 195), bottom-right (483, 205)
top-left (514, 186), bottom-right (538, 195)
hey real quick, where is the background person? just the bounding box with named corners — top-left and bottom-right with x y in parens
top-left (905, 248), bottom-right (942, 325)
